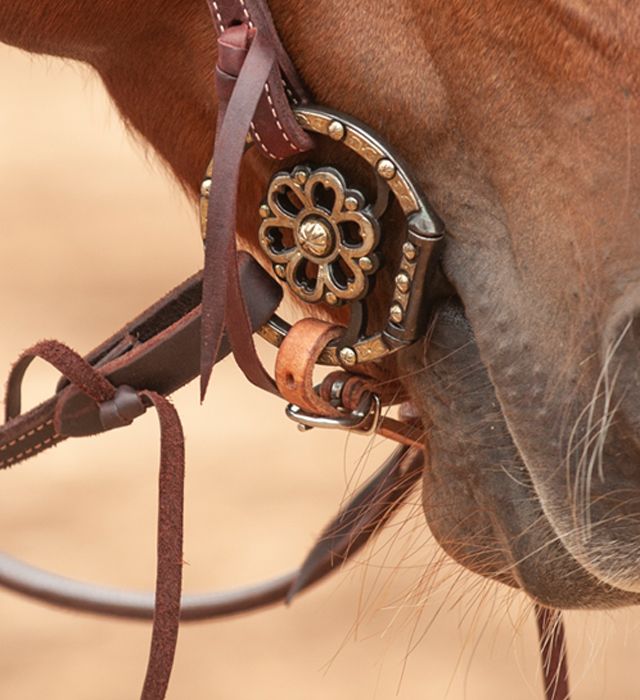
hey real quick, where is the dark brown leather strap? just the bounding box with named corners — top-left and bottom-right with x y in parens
top-left (9, 342), bottom-right (185, 700)
top-left (0, 254), bottom-right (281, 469)
top-left (139, 389), bottom-right (184, 700)
top-left (200, 11), bottom-right (315, 399)
top-left (200, 25), bottom-right (279, 398)
top-left (535, 605), bottom-right (570, 700)
top-left (287, 445), bottom-right (424, 601)
top-left (208, 0), bottom-right (313, 158)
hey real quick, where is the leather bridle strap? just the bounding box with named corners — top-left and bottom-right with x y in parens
top-left (200, 3), bottom-right (314, 398)
top-left (207, 0), bottom-right (313, 155)
top-left (8, 340), bottom-right (185, 700)
top-left (0, 254), bottom-right (280, 470)
top-left (0, 446), bottom-right (425, 620)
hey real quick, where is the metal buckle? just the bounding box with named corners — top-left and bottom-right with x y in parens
top-left (285, 393), bottom-right (382, 435)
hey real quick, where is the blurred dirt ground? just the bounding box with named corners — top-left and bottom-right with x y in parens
top-left (1, 44), bottom-right (639, 700)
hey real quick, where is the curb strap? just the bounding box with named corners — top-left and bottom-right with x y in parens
top-left (7, 340), bottom-right (184, 700)
top-left (200, 6), bottom-right (315, 399)
top-left (274, 319), bottom-right (425, 447)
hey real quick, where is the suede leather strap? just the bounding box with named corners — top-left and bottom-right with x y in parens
top-left (208, 0), bottom-right (313, 158)
top-left (199, 8), bottom-right (315, 398)
top-left (6, 340), bottom-right (185, 700)
top-left (0, 253), bottom-right (281, 470)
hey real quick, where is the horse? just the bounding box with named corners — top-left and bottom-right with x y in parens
top-left (1, 1), bottom-right (639, 698)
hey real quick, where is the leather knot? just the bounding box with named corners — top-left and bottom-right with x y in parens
top-left (99, 385), bottom-right (146, 431)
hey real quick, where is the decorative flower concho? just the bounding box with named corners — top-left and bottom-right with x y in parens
top-left (258, 166), bottom-right (380, 306)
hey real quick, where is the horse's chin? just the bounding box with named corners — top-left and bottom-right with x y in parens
top-left (401, 299), bottom-right (640, 610)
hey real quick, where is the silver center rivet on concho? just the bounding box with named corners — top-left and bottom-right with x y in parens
top-left (297, 217), bottom-right (334, 257)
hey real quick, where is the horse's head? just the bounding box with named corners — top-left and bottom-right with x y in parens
top-left (3, 0), bottom-right (640, 610)
top-left (272, 1), bottom-right (640, 611)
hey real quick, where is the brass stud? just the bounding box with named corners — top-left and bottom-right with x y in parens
top-left (358, 256), bottom-right (374, 272)
top-left (259, 204), bottom-right (271, 219)
top-left (389, 303), bottom-right (404, 324)
top-left (376, 158), bottom-right (396, 180)
top-left (295, 169), bottom-right (308, 184)
top-left (339, 346), bottom-right (358, 366)
top-left (395, 272), bottom-right (410, 294)
top-left (344, 196), bottom-right (359, 211)
top-left (200, 178), bottom-right (211, 198)
top-left (325, 291), bottom-right (338, 305)
top-left (327, 120), bottom-right (345, 141)
top-left (402, 241), bottom-right (417, 261)
top-left (274, 264), bottom-right (286, 279)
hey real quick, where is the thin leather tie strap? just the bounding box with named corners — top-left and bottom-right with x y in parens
top-left (8, 340), bottom-right (184, 700)
top-left (535, 605), bottom-right (570, 700)
top-left (200, 26), bottom-right (277, 398)
top-left (139, 389), bottom-right (184, 700)
top-left (275, 319), bottom-right (425, 447)
top-left (207, 1), bottom-right (314, 157)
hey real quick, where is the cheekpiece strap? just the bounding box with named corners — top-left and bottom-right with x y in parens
top-left (208, 0), bottom-right (314, 158)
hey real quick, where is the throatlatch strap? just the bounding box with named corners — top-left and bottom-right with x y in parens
top-left (7, 340), bottom-right (184, 700)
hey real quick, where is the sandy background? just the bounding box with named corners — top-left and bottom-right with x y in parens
top-left (0, 44), bottom-right (639, 700)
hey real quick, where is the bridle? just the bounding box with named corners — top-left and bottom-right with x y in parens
top-left (0, 1), bottom-right (570, 699)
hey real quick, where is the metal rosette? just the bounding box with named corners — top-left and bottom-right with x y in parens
top-left (256, 105), bottom-right (444, 368)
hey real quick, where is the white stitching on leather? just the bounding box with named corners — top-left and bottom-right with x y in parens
top-left (264, 83), bottom-right (299, 151)
top-left (238, 0), bottom-right (255, 28)
top-left (0, 434), bottom-right (58, 468)
top-left (214, 1), bottom-right (300, 158)
top-left (0, 418), bottom-right (54, 452)
top-left (210, 1), bottom-right (225, 33)
top-left (250, 122), bottom-right (278, 159)
top-left (282, 81), bottom-right (299, 105)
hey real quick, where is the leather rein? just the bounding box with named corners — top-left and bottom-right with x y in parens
top-left (0, 2), bottom-right (570, 699)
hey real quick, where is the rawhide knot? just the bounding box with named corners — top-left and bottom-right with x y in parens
top-left (98, 385), bottom-right (147, 431)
